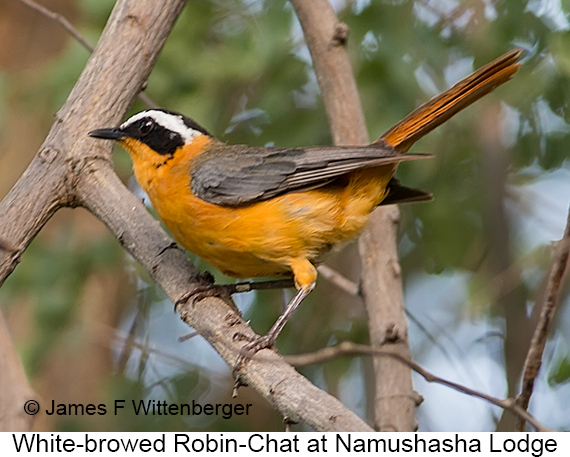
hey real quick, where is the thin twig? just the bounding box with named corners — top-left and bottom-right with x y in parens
top-left (16, 0), bottom-right (93, 51)
top-left (178, 331), bottom-right (200, 343)
top-left (515, 206), bottom-right (570, 431)
top-left (89, 320), bottom-right (200, 369)
top-left (405, 310), bottom-right (456, 363)
top-left (15, 0), bottom-right (158, 109)
top-left (286, 341), bottom-right (554, 432)
top-left (317, 264), bottom-right (359, 296)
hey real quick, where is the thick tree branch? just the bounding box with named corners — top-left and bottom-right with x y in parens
top-left (0, 0), bottom-right (181, 286)
top-left (290, 0), bottom-right (417, 432)
top-left (0, 0), bottom-right (372, 432)
top-left (358, 210), bottom-right (418, 431)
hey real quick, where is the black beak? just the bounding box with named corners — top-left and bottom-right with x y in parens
top-left (88, 127), bottom-right (124, 140)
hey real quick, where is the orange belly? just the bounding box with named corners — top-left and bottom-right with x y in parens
top-left (140, 159), bottom-right (392, 279)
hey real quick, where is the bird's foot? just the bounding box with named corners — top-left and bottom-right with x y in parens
top-left (175, 271), bottom-right (244, 312)
top-left (232, 331), bottom-right (277, 373)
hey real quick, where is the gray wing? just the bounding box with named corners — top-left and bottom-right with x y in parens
top-left (190, 141), bottom-right (431, 206)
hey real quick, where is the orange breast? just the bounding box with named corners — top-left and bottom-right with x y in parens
top-left (125, 136), bottom-right (393, 279)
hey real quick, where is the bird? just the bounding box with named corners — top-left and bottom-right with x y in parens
top-left (89, 49), bottom-right (522, 361)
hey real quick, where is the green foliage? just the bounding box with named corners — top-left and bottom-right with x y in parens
top-left (549, 355), bottom-right (570, 386)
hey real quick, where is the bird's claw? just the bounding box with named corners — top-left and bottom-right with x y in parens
top-left (232, 332), bottom-right (276, 373)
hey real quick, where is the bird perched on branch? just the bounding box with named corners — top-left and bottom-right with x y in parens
top-left (90, 49), bottom-right (522, 362)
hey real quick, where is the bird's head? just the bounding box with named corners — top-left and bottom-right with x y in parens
top-left (89, 109), bottom-right (212, 165)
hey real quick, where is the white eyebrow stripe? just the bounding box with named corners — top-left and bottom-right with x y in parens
top-left (121, 110), bottom-right (203, 143)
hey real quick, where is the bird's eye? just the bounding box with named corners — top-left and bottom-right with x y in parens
top-left (139, 120), bottom-right (153, 134)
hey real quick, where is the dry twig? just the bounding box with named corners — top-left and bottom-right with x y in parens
top-left (14, 0), bottom-right (158, 109)
top-left (286, 341), bottom-right (554, 432)
top-left (15, 0), bottom-right (93, 51)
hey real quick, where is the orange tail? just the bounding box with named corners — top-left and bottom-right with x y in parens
top-left (379, 49), bottom-right (522, 151)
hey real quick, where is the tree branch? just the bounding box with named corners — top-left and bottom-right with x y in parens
top-left (286, 341), bottom-right (553, 432)
top-left (290, 0), bottom-right (417, 432)
top-left (358, 208), bottom-right (418, 431)
top-left (515, 206), bottom-right (570, 431)
top-left (0, 0), bottom-right (179, 286)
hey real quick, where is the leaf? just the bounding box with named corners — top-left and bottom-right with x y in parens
top-left (548, 356), bottom-right (570, 386)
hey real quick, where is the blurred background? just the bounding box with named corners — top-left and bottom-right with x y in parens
top-left (1, 0), bottom-right (569, 432)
